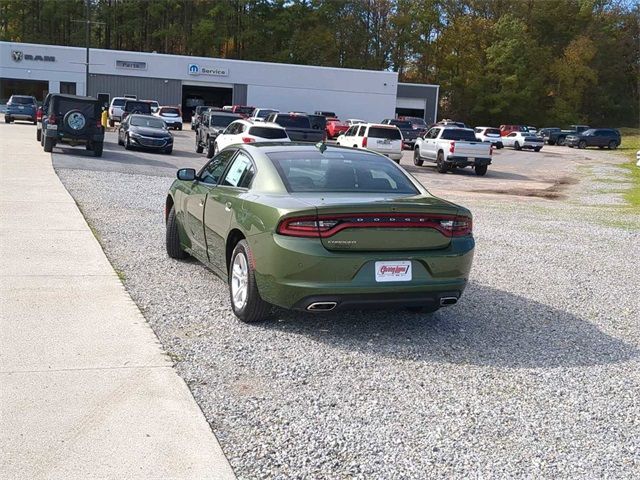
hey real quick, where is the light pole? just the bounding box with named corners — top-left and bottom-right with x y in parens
top-left (72, 0), bottom-right (103, 96)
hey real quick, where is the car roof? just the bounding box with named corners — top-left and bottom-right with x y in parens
top-left (51, 94), bottom-right (98, 102)
top-left (210, 111), bottom-right (243, 117)
top-left (129, 114), bottom-right (160, 120)
top-left (244, 142), bottom-right (384, 156)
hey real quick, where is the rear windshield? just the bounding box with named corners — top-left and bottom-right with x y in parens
top-left (441, 129), bottom-right (478, 141)
top-left (268, 151), bottom-right (418, 194)
top-left (308, 115), bottom-right (327, 129)
top-left (210, 115), bottom-right (240, 127)
top-left (9, 96), bottom-right (35, 105)
top-left (160, 107), bottom-right (180, 115)
top-left (112, 98), bottom-right (126, 107)
top-left (234, 106), bottom-right (254, 115)
top-left (124, 102), bottom-right (151, 112)
top-left (387, 120), bottom-right (413, 129)
top-left (274, 115), bottom-right (311, 129)
top-left (368, 127), bottom-right (402, 140)
top-left (484, 128), bottom-right (500, 135)
top-left (256, 109), bottom-right (277, 118)
top-left (248, 126), bottom-right (288, 139)
top-left (130, 116), bottom-right (165, 128)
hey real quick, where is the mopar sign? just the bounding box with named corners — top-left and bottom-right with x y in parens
top-left (11, 50), bottom-right (55, 62)
top-left (188, 63), bottom-right (228, 77)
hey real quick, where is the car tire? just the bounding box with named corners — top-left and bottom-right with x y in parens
top-left (166, 206), bottom-right (189, 260)
top-left (578, 140), bottom-right (586, 149)
top-left (205, 139), bottom-right (214, 158)
top-left (229, 240), bottom-right (270, 323)
top-left (413, 148), bottom-right (424, 166)
top-left (178, 125), bottom-right (182, 131)
top-left (109, 119), bottom-right (115, 128)
top-left (43, 137), bottom-right (54, 152)
top-left (557, 137), bottom-right (566, 146)
top-left (436, 152), bottom-right (448, 173)
top-left (475, 164), bottom-right (488, 176)
top-left (32, 119), bottom-right (37, 125)
top-left (125, 134), bottom-right (132, 150)
top-left (117, 132), bottom-right (124, 146)
top-left (497, 142), bottom-right (503, 149)
top-left (164, 145), bottom-right (173, 154)
top-left (608, 141), bottom-right (617, 150)
top-left (93, 142), bottom-right (103, 157)
top-left (514, 141), bottom-right (521, 151)
top-left (4, 116), bottom-right (11, 123)
top-left (548, 140), bottom-right (556, 146)
top-left (195, 135), bottom-right (204, 153)
top-left (36, 129), bottom-right (41, 142)
top-left (534, 147), bottom-right (541, 152)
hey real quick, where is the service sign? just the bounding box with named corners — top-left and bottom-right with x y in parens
top-left (188, 63), bottom-right (229, 77)
top-left (116, 60), bottom-right (147, 71)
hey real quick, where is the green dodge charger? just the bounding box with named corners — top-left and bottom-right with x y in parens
top-left (165, 142), bottom-right (474, 322)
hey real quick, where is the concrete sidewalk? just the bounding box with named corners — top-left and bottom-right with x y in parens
top-left (0, 123), bottom-right (235, 479)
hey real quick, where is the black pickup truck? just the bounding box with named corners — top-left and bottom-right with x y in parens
top-left (545, 124), bottom-right (590, 145)
top-left (264, 113), bottom-right (325, 143)
top-left (381, 118), bottom-right (421, 149)
top-left (195, 111), bottom-right (243, 157)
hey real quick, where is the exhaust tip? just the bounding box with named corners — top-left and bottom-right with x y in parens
top-left (440, 296), bottom-right (458, 306)
top-left (307, 302), bottom-right (337, 312)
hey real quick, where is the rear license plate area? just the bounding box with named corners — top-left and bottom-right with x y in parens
top-left (375, 261), bottom-right (412, 282)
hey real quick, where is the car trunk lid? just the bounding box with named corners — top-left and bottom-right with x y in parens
top-left (281, 194), bottom-right (468, 251)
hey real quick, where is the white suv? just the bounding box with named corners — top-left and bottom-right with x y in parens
top-left (336, 123), bottom-right (403, 162)
top-left (108, 97), bottom-right (129, 126)
top-left (474, 126), bottom-right (504, 149)
top-left (213, 119), bottom-right (290, 155)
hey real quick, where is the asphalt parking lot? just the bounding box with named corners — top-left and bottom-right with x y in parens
top-left (26, 121), bottom-right (640, 478)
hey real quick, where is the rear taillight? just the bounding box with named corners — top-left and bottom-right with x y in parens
top-left (242, 137), bottom-right (255, 143)
top-left (449, 141), bottom-right (455, 154)
top-left (277, 214), bottom-right (472, 238)
top-left (96, 117), bottom-right (102, 128)
top-left (490, 144), bottom-right (494, 156)
top-left (48, 113), bottom-right (57, 125)
top-left (36, 108), bottom-right (43, 121)
top-left (438, 216), bottom-right (473, 236)
top-left (362, 137), bottom-right (368, 148)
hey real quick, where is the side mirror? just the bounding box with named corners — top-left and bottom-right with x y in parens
top-left (177, 168), bottom-right (196, 181)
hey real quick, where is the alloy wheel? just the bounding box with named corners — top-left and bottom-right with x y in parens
top-left (231, 252), bottom-right (249, 310)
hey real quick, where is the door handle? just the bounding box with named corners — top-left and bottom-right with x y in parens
top-left (225, 202), bottom-right (232, 211)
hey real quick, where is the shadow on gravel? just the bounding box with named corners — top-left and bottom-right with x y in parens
top-left (262, 282), bottom-right (637, 369)
top-left (403, 164), bottom-right (532, 181)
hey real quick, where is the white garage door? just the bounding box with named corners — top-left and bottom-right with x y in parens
top-left (396, 97), bottom-right (426, 110)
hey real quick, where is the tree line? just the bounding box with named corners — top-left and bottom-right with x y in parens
top-left (1, 0), bottom-right (638, 127)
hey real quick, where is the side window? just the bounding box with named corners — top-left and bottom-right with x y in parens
top-left (221, 152), bottom-right (255, 188)
top-left (199, 149), bottom-right (236, 185)
top-left (345, 126), bottom-right (354, 136)
top-left (225, 123), bottom-right (238, 135)
top-left (357, 125), bottom-right (366, 136)
top-left (430, 128), bottom-right (440, 139)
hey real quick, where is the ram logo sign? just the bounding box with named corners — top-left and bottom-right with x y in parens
top-left (11, 50), bottom-right (55, 62)
top-left (188, 63), bottom-right (200, 75)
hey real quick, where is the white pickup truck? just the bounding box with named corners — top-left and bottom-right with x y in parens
top-left (413, 126), bottom-right (493, 176)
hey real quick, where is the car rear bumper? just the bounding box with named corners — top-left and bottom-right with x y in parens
top-left (6, 111), bottom-right (36, 120)
top-left (522, 142), bottom-right (544, 149)
top-left (249, 233), bottom-right (474, 310)
top-left (447, 156), bottom-right (492, 167)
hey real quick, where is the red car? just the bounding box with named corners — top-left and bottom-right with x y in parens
top-left (325, 118), bottom-right (349, 139)
top-left (229, 105), bottom-right (255, 118)
top-left (499, 124), bottom-right (529, 136)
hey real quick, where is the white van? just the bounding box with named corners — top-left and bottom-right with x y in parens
top-left (336, 123), bottom-right (403, 162)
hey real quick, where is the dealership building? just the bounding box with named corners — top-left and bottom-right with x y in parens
top-left (1, 41), bottom-right (438, 123)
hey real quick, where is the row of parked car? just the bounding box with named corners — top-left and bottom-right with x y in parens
top-left (108, 97), bottom-right (184, 130)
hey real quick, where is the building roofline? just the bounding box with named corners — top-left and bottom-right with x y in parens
top-left (1, 41), bottom-right (399, 78)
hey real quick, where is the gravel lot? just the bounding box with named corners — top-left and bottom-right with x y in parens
top-left (56, 143), bottom-right (640, 478)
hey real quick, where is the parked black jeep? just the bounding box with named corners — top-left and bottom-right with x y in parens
top-left (41, 94), bottom-right (104, 157)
